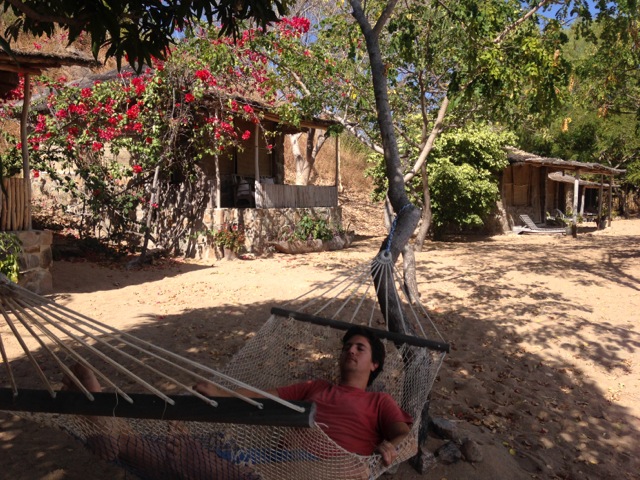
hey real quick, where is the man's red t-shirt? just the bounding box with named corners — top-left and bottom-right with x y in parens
top-left (277, 379), bottom-right (412, 456)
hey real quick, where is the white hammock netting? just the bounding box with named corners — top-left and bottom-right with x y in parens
top-left (0, 252), bottom-right (448, 480)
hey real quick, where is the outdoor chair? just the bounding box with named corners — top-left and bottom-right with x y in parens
top-left (518, 214), bottom-right (567, 234)
top-left (554, 209), bottom-right (569, 221)
top-left (233, 175), bottom-right (255, 207)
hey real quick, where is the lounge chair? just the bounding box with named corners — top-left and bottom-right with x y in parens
top-left (518, 214), bottom-right (567, 234)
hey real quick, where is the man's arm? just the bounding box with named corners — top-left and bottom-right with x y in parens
top-left (376, 421), bottom-right (411, 466)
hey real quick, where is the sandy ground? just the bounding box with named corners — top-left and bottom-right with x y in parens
top-left (1, 218), bottom-right (639, 479)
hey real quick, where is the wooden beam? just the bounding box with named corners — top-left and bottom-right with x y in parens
top-left (608, 175), bottom-right (613, 227)
top-left (20, 73), bottom-right (31, 230)
top-left (597, 175), bottom-right (604, 230)
top-left (0, 388), bottom-right (315, 427)
top-left (271, 307), bottom-right (450, 352)
top-left (0, 64), bottom-right (42, 75)
top-left (572, 171), bottom-right (580, 237)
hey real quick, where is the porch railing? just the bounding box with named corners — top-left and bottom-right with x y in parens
top-left (255, 183), bottom-right (338, 208)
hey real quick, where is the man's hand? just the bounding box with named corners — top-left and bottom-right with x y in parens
top-left (193, 382), bottom-right (279, 399)
top-left (377, 421), bottom-right (411, 466)
top-left (193, 382), bottom-right (222, 396)
top-left (375, 439), bottom-right (399, 466)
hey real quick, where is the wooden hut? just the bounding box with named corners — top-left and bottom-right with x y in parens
top-left (0, 48), bottom-right (96, 232)
top-left (502, 147), bottom-right (624, 233)
top-left (15, 67), bottom-right (342, 254)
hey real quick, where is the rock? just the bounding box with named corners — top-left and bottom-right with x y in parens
top-left (411, 445), bottom-right (438, 474)
top-left (435, 441), bottom-right (463, 465)
top-left (269, 231), bottom-right (354, 254)
top-left (460, 438), bottom-right (483, 463)
top-left (429, 417), bottom-right (458, 440)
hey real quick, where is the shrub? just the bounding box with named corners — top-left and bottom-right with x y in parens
top-left (210, 223), bottom-right (245, 253)
top-left (0, 232), bottom-right (21, 282)
top-left (293, 215), bottom-right (335, 241)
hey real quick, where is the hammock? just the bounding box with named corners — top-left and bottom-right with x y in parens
top-left (0, 251), bottom-right (448, 480)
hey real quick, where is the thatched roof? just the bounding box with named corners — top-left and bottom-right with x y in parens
top-left (548, 171), bottom-right (616, 189)
top-left (0, 48), bottom-right (98, 75)
top-left (0, 49), bottom-right (99, 98)
top-left (506, 147), bottom-right (624, 176)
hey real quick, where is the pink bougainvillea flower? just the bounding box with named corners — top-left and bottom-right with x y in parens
top-left (92, 141), bottom-right (104, 152)
top-left (127, 104), bottom-right (140, 119)
top-left (195, 69), bottom-right (211, 81)
top-left (243, 104), bottom-right (253, 114)
top-left (184, 93), bottom-right (195, 103)
top-left (32, 170), bottom-right (40, 178)
top-left (81, 88), bottom-right (93, 98)
top-left (132, 164), bottom-right (143, 174)
top-left (242, 130), bottom-right (251, 141)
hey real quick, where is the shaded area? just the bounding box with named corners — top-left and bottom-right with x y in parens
top-left (0, 225), bottom-right (638, 479)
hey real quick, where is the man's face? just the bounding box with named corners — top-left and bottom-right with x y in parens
top-left (339, 334), bottom-right (379, 377)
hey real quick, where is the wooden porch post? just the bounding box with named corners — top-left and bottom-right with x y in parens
top-left (542, 166), bottom-right (548, 222)
top-left (20, 73), bottom-right (32, 230)
top-left (254, 123), bottom-right (260, 207)
top-left (335, 135), bottom-right (342, 193)
top-left (572, 171), bottom-right (580, 237)
top-left (254, 123), bottom-right (260, 181)
top-left (580, 186), bottom-right (586, 216)
top-left (608, 175), bottom-right (613, 227)
top-left (214, 153), bottom-right (221, 209)
top-left (597, 175), bottom-right (604, 230)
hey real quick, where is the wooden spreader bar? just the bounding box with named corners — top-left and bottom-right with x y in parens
top-left (0, 388), bottom-right (316, 428)
top-left (271, 307), bottom-right (450, 353)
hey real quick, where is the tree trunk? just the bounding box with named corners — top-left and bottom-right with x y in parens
top-left (350, 2), bottom-right (428, 472)
top-left (290, 133), bottom-right (310, 185)
top-left (414, 162), bottom-right (432, 251)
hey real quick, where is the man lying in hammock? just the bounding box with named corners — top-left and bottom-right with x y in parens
top-left (195, 325), bottom-right (412, 466)
top-left (65, 326), bottom-right (411, 477)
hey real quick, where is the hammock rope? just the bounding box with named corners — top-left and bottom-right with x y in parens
top-left (0, 249), bottom-right (448, 479)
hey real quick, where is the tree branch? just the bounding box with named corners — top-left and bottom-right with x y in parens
top-left (494, 0), bottom-right (553, 44)
top-left (404, 96), bottom-right (449, 183)
top-left (373, 0), bottom-right (400, 37)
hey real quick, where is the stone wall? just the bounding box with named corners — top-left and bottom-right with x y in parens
top-left (196, 206), bottom-right (343, 259)
top-left (16, 230), bottom-right (53, 294)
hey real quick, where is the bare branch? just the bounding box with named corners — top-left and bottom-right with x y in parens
top-left (404, 96), bottom-right (449, 183)
top-left (494, 0), bottom-right (553, 44)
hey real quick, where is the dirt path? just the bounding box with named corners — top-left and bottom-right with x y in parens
top-left (1, 219), bottom-right (638, 479)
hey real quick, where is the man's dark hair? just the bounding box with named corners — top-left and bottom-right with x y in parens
top-left (342, 325), bottom-right (385, 386)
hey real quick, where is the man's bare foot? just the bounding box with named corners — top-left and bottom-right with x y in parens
top-left (62, 363), bottom-right (103, 393)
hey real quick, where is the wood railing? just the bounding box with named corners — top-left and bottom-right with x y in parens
top-left (1, 177), bottom-right (30, 231)
top-left (255, 183), bottom-right (338, 208)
